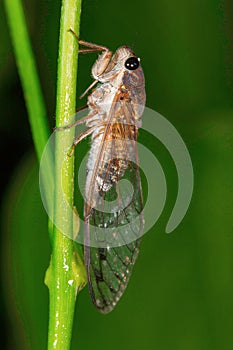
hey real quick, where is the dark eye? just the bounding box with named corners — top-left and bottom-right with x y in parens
top-left (125, 56), bottom-right (140, 70)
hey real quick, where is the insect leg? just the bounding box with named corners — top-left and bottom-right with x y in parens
top-left (76, 105), bottom-right (88, 113)
top-left (78, 39), bottom-right (109, 52)
top-left (69, 29), bottom-right (113, 97)
top-left (68, 124), bottom-right (104, 157)
top-left (80, 46), bottom-right (112, 98)
top-left (79, 80), bottom-right (98, 99)
top-left (69, 28), bottom-right (108, 52)
top-left (69, 29), bottom-right (109, 52)
top-left (79, 49), bottom-right (102, 54)
top-left (80, 50), bottom-right (113, 98)
top-left (56, 112), bottom-right (95, 131)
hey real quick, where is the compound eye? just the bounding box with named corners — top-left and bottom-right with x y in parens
top-left (125, 56), bottom-right (140, 70)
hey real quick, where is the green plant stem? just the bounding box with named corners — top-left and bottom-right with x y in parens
top-left (46, 1), bottom-right (86, 350)
top-left (4, 0), bottom-right (50, 161)
top-left (5, 0), bottom-right (86, 347)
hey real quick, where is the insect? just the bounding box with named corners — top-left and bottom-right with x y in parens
top-left (64, 30), bottom-right (146, 313)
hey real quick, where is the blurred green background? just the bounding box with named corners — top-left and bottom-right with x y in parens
top-left (1, 0), bottom-right (233, 349)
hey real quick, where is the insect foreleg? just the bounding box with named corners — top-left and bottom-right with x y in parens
top-left (69, 29), bottom-right (113, 97)
top-left (69, 29), bottom-right (109, 52)
top-left (80, 50), bottom-right (113, 98)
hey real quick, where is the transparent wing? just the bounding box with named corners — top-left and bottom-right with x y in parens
top-left (85, 163), bottom-right (143, 313)
top-left (84, 98), bottom-right (144, 313)
top-left (85, 238), bottom-right (141, 313)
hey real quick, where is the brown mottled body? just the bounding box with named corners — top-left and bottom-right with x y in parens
top-left (84, 46), bottom-right (146, 213)
top-left (63, 33), bottom-right (146, 313)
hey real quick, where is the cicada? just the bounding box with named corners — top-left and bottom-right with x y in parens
top-left (67, 31), bottom-right (146, 313)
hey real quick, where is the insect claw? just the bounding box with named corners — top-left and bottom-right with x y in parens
top-left (68, 28), bottom-right (79, 40)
